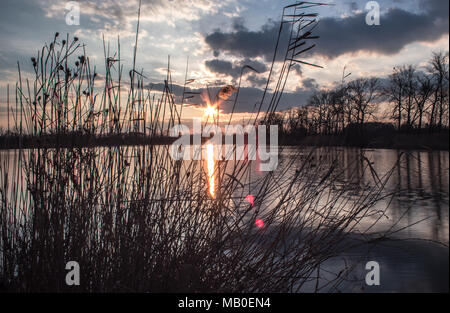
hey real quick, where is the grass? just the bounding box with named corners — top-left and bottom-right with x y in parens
top-left (0, 2), bottom-right (401, 292)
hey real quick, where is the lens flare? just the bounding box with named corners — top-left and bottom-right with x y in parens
top-left (245, 194), bottom-right (255, 207)
top-left (255, 219), bottom-right (264, 228)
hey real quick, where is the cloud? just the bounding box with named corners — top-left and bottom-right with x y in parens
top-left (204, 0), bottom-right (449, 60)
top-left (301, 78), bottom-right (319, 90)
top-left (204, 59), bottom-right (237, 77)
top-left (246, 74), bottom-right (267, 88)
top-left (346, 1), bottom-right (358, 12)
top-left (148, 79), bottom-right (317, 113)
top-left (312, 0), bottom-right (448, 58)
top-left (290, 63), bottom-right (302, 76)
top-left (204, 58), bottom-right (268, 79)
top-left (204, 19), bottom-right (286, 62)
top-left (41, 0), bottom-right (232, 38)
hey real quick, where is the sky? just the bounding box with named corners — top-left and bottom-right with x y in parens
top-left (0, 0), bottom-right (448, 127)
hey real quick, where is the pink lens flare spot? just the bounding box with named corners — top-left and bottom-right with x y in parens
top-left (245, 194), bottom-right (255, 207)
top-left (255, 219), bottom-right (264, 228)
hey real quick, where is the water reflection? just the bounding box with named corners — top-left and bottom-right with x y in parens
top-left (206, 143), bottom-right (215, 198)
top-left (1, 146), bottom-right (448, 292)
top-left (277, 147), bottom-right (449, 292)
top-left (196, 145), bottom-right (449, 244)
top-left (280, 147), bottom-right (449, 244)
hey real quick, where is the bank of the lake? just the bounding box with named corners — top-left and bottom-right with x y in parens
top-left (281, 131), bottom-right (449, 150)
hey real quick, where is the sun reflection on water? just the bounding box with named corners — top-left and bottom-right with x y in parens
top-left (206, 143), bottom-right (215, 198)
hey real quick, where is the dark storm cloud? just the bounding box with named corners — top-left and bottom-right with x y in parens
top-left (204, 19), bottom-right (286, 62)
top-left (204, 58), bottom-right (268, 79)
top-left (419, 0), bottom-right (449, 19)
top-left (313, 0), bottom-right (448, 58)
top-left (205, 59), bottom-right (237, 77)
top-left (346, 1), bottom-right (358, 12)
top-left (240, 58), bottom-right (268, 73)
top-left (246, 74), bottom-right (267, 88)
top-left (204, 0), bottom-right (449, 60)
top-left (290, 63), bottom-right (302, 76)
top-left (301, 78), bottom-right (319, 90)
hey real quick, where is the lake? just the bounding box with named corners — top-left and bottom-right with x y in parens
top-left (277, 147), bottom-right (448, 292)
top-left (0, 146), bottom-right (448, 292)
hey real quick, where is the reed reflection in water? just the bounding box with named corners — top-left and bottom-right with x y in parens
top-left (0, 144), bottom-right (448, 292)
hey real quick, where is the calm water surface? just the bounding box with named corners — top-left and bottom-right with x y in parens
top-left (277, 147), bottom-right (448, 292)
top-left (1, 146), bottom-right (448, 292)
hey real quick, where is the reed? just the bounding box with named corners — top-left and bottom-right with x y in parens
top-left (0, 2), bottom-right (398, 292)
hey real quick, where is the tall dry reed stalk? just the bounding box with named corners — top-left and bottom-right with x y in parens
top-left (0, 2), bottom-right (398, 292)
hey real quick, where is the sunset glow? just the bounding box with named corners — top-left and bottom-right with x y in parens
top-left (204, 105), bottom-right (218, 118)
top-left (0, 0), bottom-right (447, 295)
top-left (206, 143), bottom-right (215, 197)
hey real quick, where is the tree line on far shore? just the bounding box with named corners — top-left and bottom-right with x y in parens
top-left (263, 52), bottom-right (449, 140)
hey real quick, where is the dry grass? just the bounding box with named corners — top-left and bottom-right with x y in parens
top-left (0, 2), bottom-right (397, 292)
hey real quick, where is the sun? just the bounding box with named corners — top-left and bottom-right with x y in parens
top-left (204, 105), bottom-right (217, 117)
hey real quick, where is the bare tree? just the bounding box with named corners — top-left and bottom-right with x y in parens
top-left (413, 73), bottom-right (434, 131)
top-left (285, 107), bottom-right (309, 136)
top-left (402, 66), bottom-right (417, 130)
top-left (330, 86), bottom-right (348, 134)
top-left (386, 67), bottom-right (406, 130)
top-left (347, 77), bottom-right (380, 131)
top-left (428, 52), bottom-right (449, 131)
top-left (308, 91), bottom-right (331, 134)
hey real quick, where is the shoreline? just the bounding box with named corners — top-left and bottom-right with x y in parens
top-left (280, 131), bottom-right (449, 151)
top-left (1, 131), bottom-right (448, 151)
